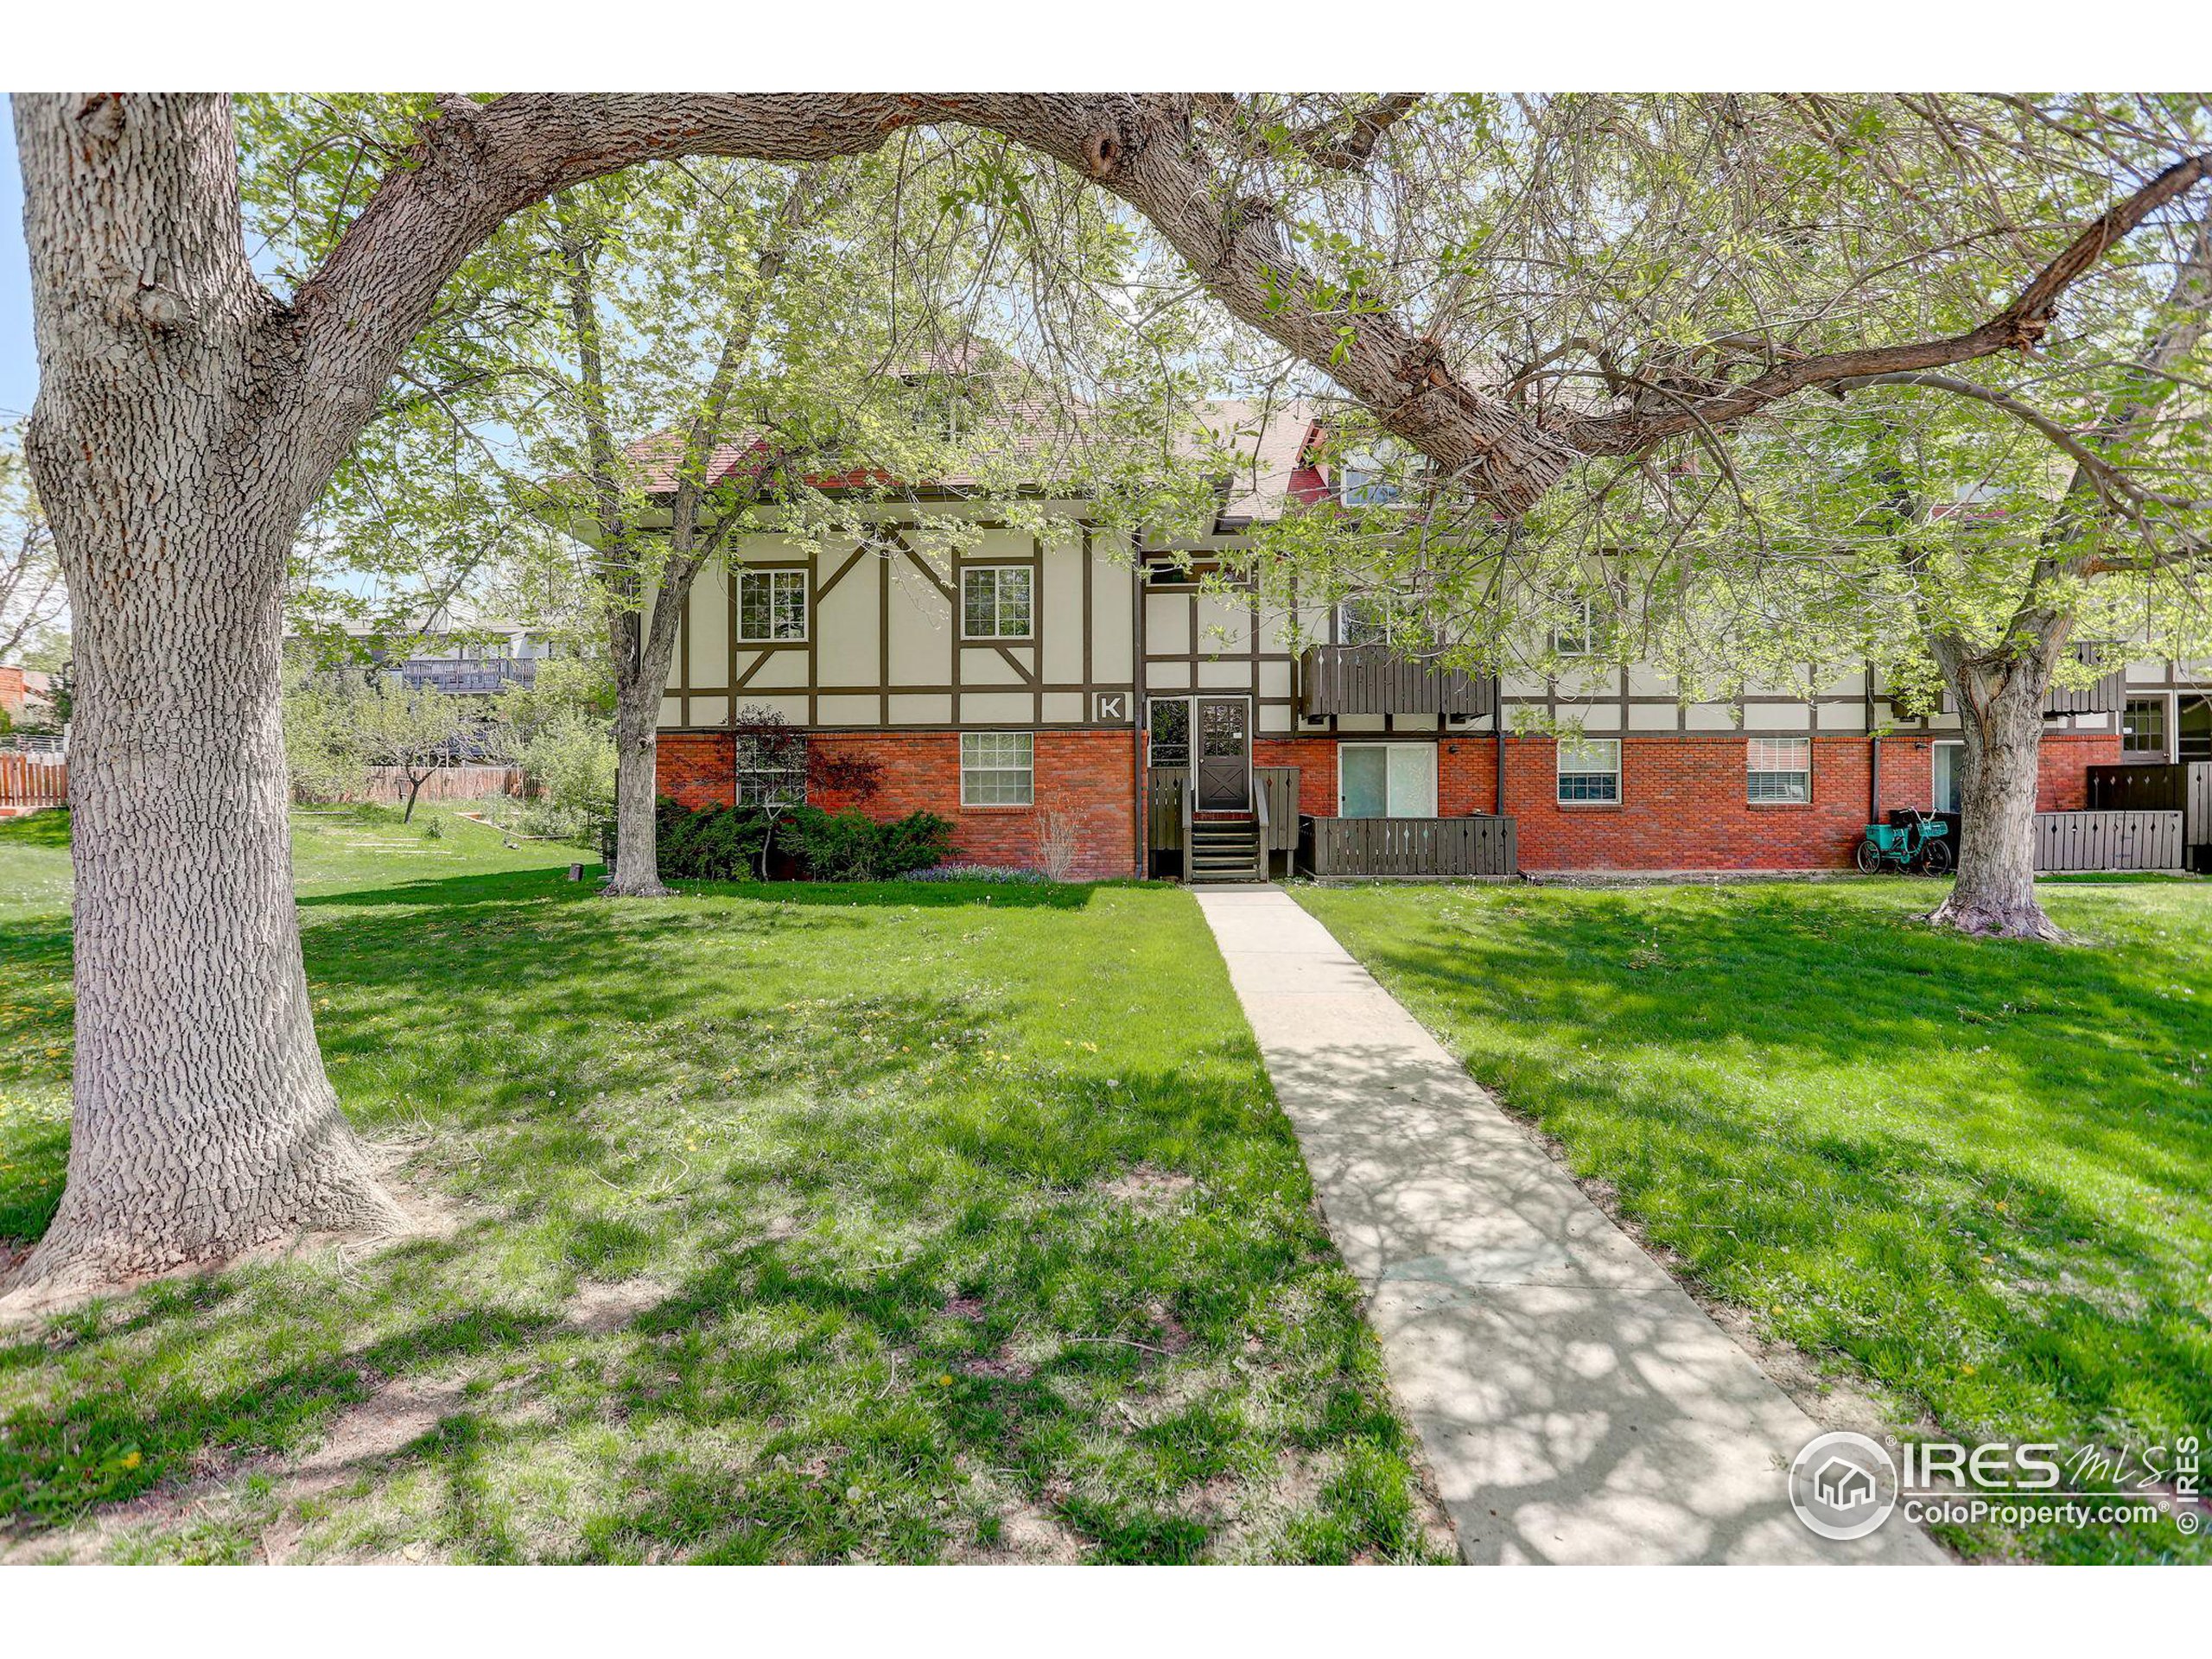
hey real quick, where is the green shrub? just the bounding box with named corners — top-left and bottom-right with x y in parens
top-left (514, 712), bottom-right (614, 843)
top-left (650, 798), bottom-right (953, 882)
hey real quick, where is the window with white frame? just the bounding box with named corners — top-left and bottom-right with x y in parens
top-left (2122, 696), bottom-right (2169, 759)
top-left (960, 731), bottom-right (1034, 805)
top-left (1338, 743), bottom-right (1439, 818)
top-left (734, 733), bottom-right (808, 807)
top-left (738, 568), bottom-right (808, 642)
top-left (1932, 741), bottom-right (1965, 814)
top-left (1552, 598), bottom-right (1597, 656)
top-left (1147, 698), bottom-right (1192, 769)
top-left (1557, 736), bottom-right (1621, 804)
top-left (961, 565), bottom-right (1033, 639)
top-left (1337, 594), bottom-right (1390, 647)
top-left (1746, 737), bottom-right (1812, 804)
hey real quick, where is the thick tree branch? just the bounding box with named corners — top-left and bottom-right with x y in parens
top-left (1293, 94), bottom-right (1425, 170)
top-left (1567, 151), bottom-right (2212, 455)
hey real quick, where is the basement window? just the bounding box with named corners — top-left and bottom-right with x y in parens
top-left (1746, 737), bottom-right (1812, 804)
top-left (961, 731), bottom-right (1034, 806)
top-left (734, 734), bottom-right (807, 807)
top-left (1556, 736), bottom-right (1621, 804)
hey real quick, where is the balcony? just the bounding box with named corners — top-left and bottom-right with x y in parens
top-left (1893, 643), bottom-right (2128, 719)
top-left (1297, 644), bottom-right (1496, 720)
top-left (396, 657), bottom-right (539, 696)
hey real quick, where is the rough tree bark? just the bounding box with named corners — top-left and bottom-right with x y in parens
top-left (1926, 634), bottom-right (2072, 942)
top-left (6, 92), bottom-right (2200, 1299)
top-left (4, 96), bottom-right (405, 1304)
top-left (1919, 219), bottom-right (2212, 942)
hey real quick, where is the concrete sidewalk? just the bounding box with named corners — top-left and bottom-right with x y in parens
top-left (1195, 886), bottom-right (1943, 1565)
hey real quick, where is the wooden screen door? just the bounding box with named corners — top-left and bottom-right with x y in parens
top-left (1194, 697), bottom-right (1250, 810)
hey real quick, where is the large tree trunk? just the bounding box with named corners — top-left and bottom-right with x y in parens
top-left (2, 97), bottom-right (402, 1307)
top-left (605, 690), bottom-right (670, 897)
top-left (1927, 641), bottom-right (2065, 943)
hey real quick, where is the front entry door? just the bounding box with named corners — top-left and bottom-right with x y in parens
top-left (1195, 697), bottom-right (1250, 810)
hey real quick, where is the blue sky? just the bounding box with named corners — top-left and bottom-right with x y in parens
top-left (3, 130), bottom-right (35, 420)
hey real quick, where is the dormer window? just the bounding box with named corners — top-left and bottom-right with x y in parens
top-left (1338, 443), bottom-right (1419, 507)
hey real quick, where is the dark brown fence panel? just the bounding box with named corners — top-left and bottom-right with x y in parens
top-left (1255, 767), bottom-right (1300, 851)
top-left (1297, 645), bottom-right (1497, 719)
top-left (0, 753), bottom-right (67, 813)
top-left (2033, 810), bottom-right (2183, 872)
top-left (2088, 762), bottom-right (2188, 812)
top-left (1302, 814), bottom-right (1517, 878)
top-left (1147, 768), bottom-right (1185, 853)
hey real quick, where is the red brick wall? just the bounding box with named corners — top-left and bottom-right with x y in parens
top-left (1251, 735), bottom-right (1340, 817)
top-left (1502, 729), bottom-right (2124, 873)
top-left (657, 731), bottom-right (737, 810)
top-left (1250, 734), bottom-right (1503, 817)
top-left (0, 666), bottom-right (23, 719)
top-left (655, 728), bottom-right (1141, 880)
top-left (659, 724), bottom-right (2123, 880)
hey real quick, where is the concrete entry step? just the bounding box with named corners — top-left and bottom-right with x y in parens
top-left (1193, 887), bottom-right (1947, 1566)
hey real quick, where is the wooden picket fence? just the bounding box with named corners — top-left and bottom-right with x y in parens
top-left (2032, 810), bottom-right (2184, 873)
top-left (0, 751), bottom-right (67, 815)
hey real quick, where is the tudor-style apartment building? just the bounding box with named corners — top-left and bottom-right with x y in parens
top-left (652, 403), bottom-right (2199, 880)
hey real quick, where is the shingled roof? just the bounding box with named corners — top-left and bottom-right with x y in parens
top-left (614, 365), bottom-right (1327, 524)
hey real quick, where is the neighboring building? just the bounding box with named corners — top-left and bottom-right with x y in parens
top-left (645, 405), bottom-right (2174, 880)
top-left (285, 611), bottom-right (569, 696)
top-left (0, 664), bottom-right (59, 733)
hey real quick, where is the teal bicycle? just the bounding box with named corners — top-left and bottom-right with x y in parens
top-left (1855, 810), bottom-right (1952, 875)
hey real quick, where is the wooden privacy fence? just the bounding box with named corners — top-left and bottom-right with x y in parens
top-left (359, 765), bottom-right (524, 806)
top-left (1302, 813), bottom-right (1518, 879)
top-left (2086, 761), bottom-right (2210, 870)
top-left (0, 752), bottom-right (67, 813)
top-left (2033, 810), bottom-right (2184, 873)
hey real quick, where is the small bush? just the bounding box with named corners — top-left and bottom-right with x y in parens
top-left (650, 798), bottom-right (953, 882)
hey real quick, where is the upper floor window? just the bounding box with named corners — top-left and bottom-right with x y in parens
top-left (1557, 736), bottom-right (1621, 804)
top-left (1552, 599), bottom-right (1598, 657)
top-left (739, 569), bottom-right (808, 642)
top-left (1339, 444), bottom-right (1418, 507)
top-left (962, 565), bottom-right (1033, 639)
top-left (2122, 696), bottom-right (2169, 759)
top-left (1337, 595), bottom-right (1391, 648)
top-left (961, 731), bottom-right (1034, 805)
top-left (1746, 737), bottom-right (1812, 804)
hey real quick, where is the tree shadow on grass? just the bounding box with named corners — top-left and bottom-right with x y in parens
top-left (1307, 881), bottom-right (2212, 1512)
top-left (298, 868), bottom-right (1113, 915)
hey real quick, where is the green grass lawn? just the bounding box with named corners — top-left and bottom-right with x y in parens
top-left (1297, 875), bottom-right (2212, 1565)
top-left (0, 807), bottom-right (1445, 1562)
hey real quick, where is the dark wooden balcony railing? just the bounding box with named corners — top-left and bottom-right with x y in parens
top-left (1903, 642), bottom-right (2126, 718)
top-left (1298, 644), bottom-right (1496, 719)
